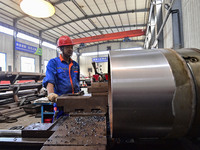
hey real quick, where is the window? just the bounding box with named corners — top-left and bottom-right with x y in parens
top-left (17, 32), bottom-right (39, 44)
top-left (44, 60), bottom-right (48, 73)
top-left (42, 41), bottom-right (56, 49)
top-left (0, 52), bottom-right (6, 71)
top-left (0, 25), bottom-right (13, 36)
top-left (21, 56), bottom-right (35, 72)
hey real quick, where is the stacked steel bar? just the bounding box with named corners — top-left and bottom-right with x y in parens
top-left (0, 72), bottom-right (46, 122)
top-left (0, 71), bottom-right (45, 84)
top-left (0, 71), bottom-right (45, 105)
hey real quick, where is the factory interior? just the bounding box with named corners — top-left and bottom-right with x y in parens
top-left (0, 0), bottom-right (200, 149)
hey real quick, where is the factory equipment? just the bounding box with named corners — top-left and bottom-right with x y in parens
top-left (109, 48), bottom-right (200, 139)
top-left (92, 62), bottom-right (108, 82)
top-left (1, 49), bottom-right (200, 150)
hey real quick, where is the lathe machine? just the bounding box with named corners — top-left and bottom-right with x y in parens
top-left (1, 48), bottom-right (200, 150)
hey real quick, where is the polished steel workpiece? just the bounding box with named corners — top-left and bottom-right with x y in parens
top-left (0, 130), bottom-right (21, 137)
top-left (109, 48), bottom-right (200, 138)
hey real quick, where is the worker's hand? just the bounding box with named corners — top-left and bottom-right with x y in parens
top-left (47, 93), bottom-right (58, 102)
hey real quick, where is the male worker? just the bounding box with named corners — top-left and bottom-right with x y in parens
top-left (43, 35), bottom-right (80, 102)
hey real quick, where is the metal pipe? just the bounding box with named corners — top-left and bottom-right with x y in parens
top-left (0, 89), bottom-right (38, 99)
top-left (0, 71), bottom-right (45, 81)
top-left (10, 83), bottom-right (42, 90)
top-left (0, 83), bottom-right (42, 93)
top-left (0, 98), bottom-right (14, 105)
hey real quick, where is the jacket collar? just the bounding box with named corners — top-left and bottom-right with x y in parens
top-left (59, 54), bottom-right (72, 63)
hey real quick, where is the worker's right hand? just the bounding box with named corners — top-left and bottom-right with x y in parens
top-left (47, 93), bottom-right (58, 102)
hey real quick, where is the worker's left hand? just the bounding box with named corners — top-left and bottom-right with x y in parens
top-left (47, 93), bottom-right (58, 102)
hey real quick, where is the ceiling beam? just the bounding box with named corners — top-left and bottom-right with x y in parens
top-left (15, 15), bottom-right (29, 21)
top-left (41, 8), bottom-right (149, 32)
top-left (78, 40), bottom-right (145, 49)
top-left (52, 0), bottom-right (71, 5)
top-left (73, 29), bottom-right (145, 44)
top-left (69, 24), bottom-right (146, 37)
top-left (72, 0), bottom-right (100, 34)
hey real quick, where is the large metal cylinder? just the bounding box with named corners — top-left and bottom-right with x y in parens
top-left (109, 48), bottom-right (200, 138)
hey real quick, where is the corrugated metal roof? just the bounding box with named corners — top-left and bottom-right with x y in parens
top-left (0, 0), bottom-right (150, 46)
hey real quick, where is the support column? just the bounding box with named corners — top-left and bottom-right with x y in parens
top-left (56, 38), bottom-right (59, 57)
top-left (156, 0), bottom-right (164, 48)
top-left (13, 19), bottom-right (18, 72)
top-left (172, 0), bottom-right (184, 49)
top-left (77, 48), bottom-right (80, 65)
top-left (39, 31), bottom-right (43, 73)
top-left (97, 45), bottom-right (99, 72)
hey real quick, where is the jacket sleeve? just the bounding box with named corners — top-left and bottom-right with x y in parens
top-left (42, 59), bottom-right (57, 88)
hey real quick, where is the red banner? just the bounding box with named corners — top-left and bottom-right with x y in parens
top-left (72, 29), bottom-right (145, 44)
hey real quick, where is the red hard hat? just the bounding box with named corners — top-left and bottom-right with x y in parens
top-left (57, 35), bottom-right (75, 47)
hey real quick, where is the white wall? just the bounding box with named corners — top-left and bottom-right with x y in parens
top-left (162, 0), bottom-right (173, 48)
top-left (0, 33), bottom-right (13, 71)
top-left (80, 56), bottom-right (93, 77)
top-left (80, 41), bottom-right (143, 53)
top-left (42, 46), bottom-right (57, 73)
top-left (162, 0), bottom-right (200, 49)
top-left (71, 52), bottom-right (77, 62)
top-left (182, 0), bottom-right (200, 49)
top-left (0, 32), bottom-right (57, 72)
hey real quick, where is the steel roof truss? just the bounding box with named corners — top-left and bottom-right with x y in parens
top-left (40, 8), bottom-right (148, 32)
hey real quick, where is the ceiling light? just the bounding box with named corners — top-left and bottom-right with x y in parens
top-left (20, 0), bottom-right (55, 18)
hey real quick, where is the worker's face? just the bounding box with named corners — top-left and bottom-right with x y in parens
top-left (62, 45), bottom-right (73, 58)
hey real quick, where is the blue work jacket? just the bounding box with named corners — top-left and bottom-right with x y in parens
top-left (43, 55), bottom-right (80, 96)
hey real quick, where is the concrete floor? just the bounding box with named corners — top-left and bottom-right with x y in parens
top-left (0, 114), bottom-right (41, 130)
